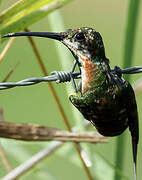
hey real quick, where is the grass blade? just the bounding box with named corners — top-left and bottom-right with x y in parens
top-left (0, 0), bottom-right (72, 37)
top-left (115, 0), bottom-right (140, 179)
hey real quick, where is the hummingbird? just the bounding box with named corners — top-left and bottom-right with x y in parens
top-left (2, 27), bottom-right (139, 179)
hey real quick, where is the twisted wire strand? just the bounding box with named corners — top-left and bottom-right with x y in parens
top-left (0, 71), bottom-right (81, 90)
top-left (111, 66), bottom-right (142, 75)
top-left (0, 66), bottom-right (142, 90)
top-left (121, 66), bottom-right (142, 74)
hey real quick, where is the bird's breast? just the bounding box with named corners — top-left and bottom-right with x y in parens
top-left (81, 60), bottom-right (104, 94)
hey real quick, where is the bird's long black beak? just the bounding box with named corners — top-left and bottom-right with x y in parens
top-left (1, 32), bottom-right (64, 41)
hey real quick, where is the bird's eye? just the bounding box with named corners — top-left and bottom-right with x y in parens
top-left (75, 32), bottom-right (85, 41)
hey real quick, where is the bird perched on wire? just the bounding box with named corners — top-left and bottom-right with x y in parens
top-left (2, 27), bottom-right (139, 180)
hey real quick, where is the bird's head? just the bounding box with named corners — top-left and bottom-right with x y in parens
top-left (62, 27), bottom-right (106, 63)
top-left (2, 27), bottom-right (108, 66)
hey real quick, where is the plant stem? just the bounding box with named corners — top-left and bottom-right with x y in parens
top-left (114, 0), bottom-right (140, 179)
top-left (0, 38), bottom-right (15, 63)
top-left (0, 121), bottom-right (107, 143)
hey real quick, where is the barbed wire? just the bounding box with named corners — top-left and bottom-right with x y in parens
top-left (0, 66), bottom-right (142, 90)
top-left (0, 71), bottom-right (81, 90)
top-left (112, 66), bottom-right (142, 75)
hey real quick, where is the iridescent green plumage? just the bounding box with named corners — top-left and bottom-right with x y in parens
top-left (2, 27), bottom-right (139, 180)
top-left (66, 27), bottom-right (139, 180)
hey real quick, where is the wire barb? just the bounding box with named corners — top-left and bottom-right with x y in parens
top-left (112, 66), bottom-right (142, 76)
top-left (0, 71), bottom-right (81, 90)
top-left (0, 66), bottom-right (142, 90)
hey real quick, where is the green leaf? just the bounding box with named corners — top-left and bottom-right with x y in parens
top-left (0, 0), bottom-right (72, 37)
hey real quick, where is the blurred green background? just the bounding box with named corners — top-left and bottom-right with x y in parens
top-left (0, 0), bottom-right (142, 179)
